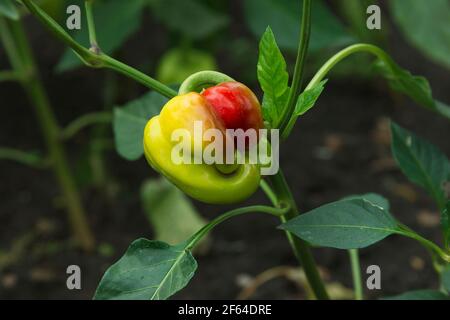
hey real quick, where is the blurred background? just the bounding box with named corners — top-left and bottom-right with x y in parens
top-left (0, 0), bottom-right (449, 299)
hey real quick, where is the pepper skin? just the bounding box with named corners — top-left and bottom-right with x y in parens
top-left (201, 82), bottom-right (264, 132)
top-left (143, 92), bottom-right (261, 204)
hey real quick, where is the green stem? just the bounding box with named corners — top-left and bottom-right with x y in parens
top-left (0, 17), bottom-right (95, 252)
top-left (85, 0), bottom-right (98, 50)
top-left (398, 224), bottom-right (450, 263)
top-left (260, 180), bottom-right (278, 206)
top-left (89, 73), bottom-right (118, 194)
top-left (100, 55), bottom-right (177, 98)
top-left (61, 111), bottom-right (112, 140)
top-left (178, 71), bottom-right (235, 94)
top-left (348, 249), bottom-right (363, 300)
top-left (0, 70), bottom-right (22, 82)
top-left (278, 0), bottom-right (311, 133)
top-left (267, 170), bottom-right (329, 299)
top-left (0, 147), bottom-right (47, 169)
top-left (306, 44), bottom-right (393, 90)
top-left (21, 0), bottom-right (177, 98)
top-left (282, 44), bottom-right (394, 137)
top-left (186, 205), bottom-right (289, 251)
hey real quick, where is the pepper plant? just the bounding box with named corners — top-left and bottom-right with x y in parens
top-left (16, 0), bottom-right (450, 299)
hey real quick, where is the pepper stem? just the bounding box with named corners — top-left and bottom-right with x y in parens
top-left (178, 71), bottom-right (235, 95)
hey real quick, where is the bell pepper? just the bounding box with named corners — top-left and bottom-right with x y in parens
top-left (143, 88), bottom-right (262, 204)
top-left (201, 82), bottom-right (264, 132)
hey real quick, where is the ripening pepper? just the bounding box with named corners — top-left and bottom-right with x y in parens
top-left (143, 82), bottom-right (263, 204)
top-left (202, 82), bottom-right (264, 132)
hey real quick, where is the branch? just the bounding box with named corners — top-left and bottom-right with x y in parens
top-left (21, 0), bottom-right (177, 98)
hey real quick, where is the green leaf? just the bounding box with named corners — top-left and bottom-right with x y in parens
top-left (257, 26), bottom-right (289, 126)
top-left (149, 0), bottom-right (228, 40)
top-left (342, 193), bottom-right (390, 212)
top-left (141, 177), bottom-right (207, 246)
top-left (94, 238), bottom-right (197, 300)
top-left (390, 0), bottom-right (450, 69)
top-left (0, 0), bottom-right (19, 20)
top-left (390, 122), bottom-right (450, 209)
top-left (280, 198), bottom-right (401, 249)
top-left (294, 80), bottom-right (327, 116)
top-left (375, 60), bottom-right (436, 111)
top-left (384, 290), bottom-right (450, 300)
top-left (56, 0), bottom-right (146, 72)
top-left (442, 265), bottom-right (450, 294)
top-left (156, 47), bottom-right (217, 85)
top-left (113, 91), bottom-right (168, 161)
top-left (244, 0), bottom-right (354, 53)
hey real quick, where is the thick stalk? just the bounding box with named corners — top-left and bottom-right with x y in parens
top-left (0, 18), bottom-right (95, 252)
top-left (268, 170), bottom-right (329, 299)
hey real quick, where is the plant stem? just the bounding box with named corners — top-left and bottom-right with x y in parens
top-left (61, 111), bottom-right (112, 140)
top-left (21, 0), bottom-right (177, 98)
top-left (260, 180), bottom-right (278, 206)
top-left (267, 170), bottom-right (329, 299)
top-left (187, 205), bottom-right (289, 250)
top-left (278, 0), bottom-right (311, 133)
top-left (0, 70), bottom-right (22, 82)
top-left (85, 0), bottom-right (98, 50)
top-left (283, 42), bottom-right (450, 135)
top-left (398, 224), bottom-right (450, 263)
top-left (178, 71), bottom-right (235, 94)
top-left (0, 147), bottom-right (47, 169)
top-left (0, 17), bottom-right (95, 252)
top-left (100, 55), bottom-right (177, 98)
top-left (306, 44), bottom-right (393, 90)
top-left (88, 73), bottom-right (117, 194)
top-left (348, 249), bottom-right (363, 300)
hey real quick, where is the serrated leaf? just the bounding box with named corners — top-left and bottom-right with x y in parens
top-left (384, 290), bottom-right (450, 300)
top-left (141, 177), bottom-right (207, 246)
top-left (149, 0), bottom-right (228, 40)
top-left (390, 122), bottom-right (450, 209)
top-left (113, 91), bottom-right (168, 161)
top-left (375, 60), bottom-right (436, 110)
top-left (57, 0), bottom-right (146, 72)
top-left (244, 0), bottom-right (353, 53)
top-left (294, 80), bottom-right (327, 116)
top-left (390, 0), bottom-right (450, 69)
top-left (0, 0), bottom-right (19, 20)
top-left (280, 198), bottom-right (401, 249)
top-left (257, 26), bottom-right (289, 126)
top-left (94, 238), bottom-right (197, 300)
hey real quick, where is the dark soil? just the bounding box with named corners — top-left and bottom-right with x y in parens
top-left (0, 5), bottom-right (449, 300)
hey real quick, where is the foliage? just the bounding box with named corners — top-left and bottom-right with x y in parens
top-left (4, 0), bottom-right (450, 301)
